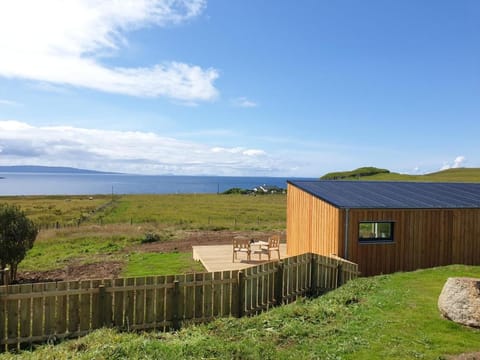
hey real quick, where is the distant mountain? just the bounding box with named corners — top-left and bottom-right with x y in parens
top-left (0, 165), bottom-right (118, 174)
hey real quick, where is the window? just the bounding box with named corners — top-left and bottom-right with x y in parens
top-left (358, 221), bottom-right (394, 243)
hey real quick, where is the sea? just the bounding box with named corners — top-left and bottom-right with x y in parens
top-left (0, 172), bottom-right (316, 196)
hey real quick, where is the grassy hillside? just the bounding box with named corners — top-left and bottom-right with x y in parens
top-left (322, 167), bottom-right (480, 182)
top-left (321, 166), bottom-right (390, 180)
top-left (3, 265), bottom-right (479, 359)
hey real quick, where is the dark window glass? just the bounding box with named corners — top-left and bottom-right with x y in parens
top-left (359, 222), bottom-right (394, 242)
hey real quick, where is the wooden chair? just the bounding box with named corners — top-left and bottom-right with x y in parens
top-left (254, 235), bottom-right (281, 261)
top-left (264, 235), bottom-right (280, 261)
top-left (232, 236), bottom-right (251, 262)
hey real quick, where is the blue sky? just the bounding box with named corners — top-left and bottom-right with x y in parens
top-left (0, 0), bottom-right (478, 177)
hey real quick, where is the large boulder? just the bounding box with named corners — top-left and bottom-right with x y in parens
top-left (438, 277), bottom-right (480, 328)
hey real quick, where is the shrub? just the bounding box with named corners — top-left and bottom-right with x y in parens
top-left (141, 230), bottom-right (175, 244)
top-left (222, 187), bottom-right (248, 195)
top-left (0, 203), bottom-right (38, 282)
top-left (142, 232), bottom-right (161, 243)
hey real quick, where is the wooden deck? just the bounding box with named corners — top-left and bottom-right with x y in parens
top-left (192, 244), bottom-right (287, 272)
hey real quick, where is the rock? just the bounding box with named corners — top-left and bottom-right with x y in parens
top-left (438, 277), bottom-right (480, 328)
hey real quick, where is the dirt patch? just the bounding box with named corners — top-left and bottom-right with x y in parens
top-left (133, 230), bottom-right (285, 253)
top-left (446, 352), bottom-right (480, 360)
top-left (16, 230), bottom-right (284, 283)
top-left (17, 261), bottom-right (124, 283)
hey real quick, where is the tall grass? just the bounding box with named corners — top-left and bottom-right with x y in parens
top-left (89, 194), bottom-right (286, 231)
top-left (0, 195), bottom-right (112, 227)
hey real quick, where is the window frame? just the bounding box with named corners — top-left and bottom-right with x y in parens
top-left (358, 221), bottom-right (395, 244)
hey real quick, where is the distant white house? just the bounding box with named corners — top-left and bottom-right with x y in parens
top-left (252, 184), bottom-right (284, 194)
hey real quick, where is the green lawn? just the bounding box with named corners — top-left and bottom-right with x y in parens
top-left (4, 265), bottom-right (479, 359)
top-left (122, 252), bottom-right (205, 277)
top-left (19, 225), bottom-right (143, 272)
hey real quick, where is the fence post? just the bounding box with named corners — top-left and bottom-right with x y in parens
top-left (237, 271), bottom-right (245, 318)
top-left (274, 262), bottom-right (284, 306)
top-left (310, 255), bottom-right (317, 296)
top-left (172, 280), bottom-right (180, 330)
top-left (99, 285), bottom-right (106, 326)
top-left (2, 268), bottom-right (10, 286)
top-left (336, 264), bottom-right (343, 288)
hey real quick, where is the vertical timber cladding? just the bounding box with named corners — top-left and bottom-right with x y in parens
top-left (347, 208), bottom-right (480, 276)
top-left (287, 184), bottom-right (343, 257)
top-left (451, 209), bottom-right (480, 266)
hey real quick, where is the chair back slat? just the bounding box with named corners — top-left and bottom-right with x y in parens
top-left (268, 235), bottom-right (280, 249)
top-left (233, 237), bottom-right (250, 249)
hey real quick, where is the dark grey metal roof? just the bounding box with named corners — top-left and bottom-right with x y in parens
top-left (287, 180), bottom-right (480, 209)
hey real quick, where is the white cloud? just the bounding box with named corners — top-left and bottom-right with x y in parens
top-left (453, 156), bottom-right (466, 168)
top-left (440, 155), bottom-right (466, 170)
top-left (243, 149), bottom-right (265, 156)
top-left (231, 97), bottom-right (258, 108)
top-left (210, 147), bottom-right (265, 156)
top-left (0, 0), bottom-right (219, 101)
top-left (0, 120), bottom-right (277, 175)
top-left (0, 99), bottom-right (22, 107)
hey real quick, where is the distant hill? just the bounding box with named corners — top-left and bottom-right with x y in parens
top-left (321, 167), bottom-right (480, 183)
top-left (321, 167), bottom-right (390, 180)
top-left (0, 165), bottom-right (117, 175)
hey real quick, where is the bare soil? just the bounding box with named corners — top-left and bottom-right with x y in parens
top-left (447, 352), bottom-right (480, 360)
top-left (16, 261), bottom-right (124, 283)
top-left (16, 230), bottom-right (284, 283)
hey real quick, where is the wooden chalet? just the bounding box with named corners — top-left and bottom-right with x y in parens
top-left (286, 180), bottom-right (480, 276)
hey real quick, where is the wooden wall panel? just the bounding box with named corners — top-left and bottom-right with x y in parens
top-left (287, 184), bottom-right (312, 255)
top-left (287, 184), bottom-right (342, 257)
top-left (451, 209), bottom-right (480, 265)
top-left (347, 209), bottom-right (480, 276)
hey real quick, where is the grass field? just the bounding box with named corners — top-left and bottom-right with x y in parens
top-left (2, 265), bottom-right (479, 359)
top-left (16, 224), bottom-right (206, 276)
top-left (0, 195), bottom-right (111, 227)
top-left (19, 225), bottom-right (144, 272)
top-left (89, 193), bottom-right (286, 231)
top-left (4, 194), bottom-right (285, 277)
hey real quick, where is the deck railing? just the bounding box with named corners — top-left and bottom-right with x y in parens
top-left (0, 253), bottom-right (358, 351)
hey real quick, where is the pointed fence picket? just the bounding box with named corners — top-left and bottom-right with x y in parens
top-left (0, 253), bottom-right (358, 351)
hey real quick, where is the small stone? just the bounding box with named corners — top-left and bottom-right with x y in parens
top-left (438, 277), bottom-right (480, 328)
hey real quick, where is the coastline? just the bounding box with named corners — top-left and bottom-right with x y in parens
top-left (0, 172), bottom-right (315, 196)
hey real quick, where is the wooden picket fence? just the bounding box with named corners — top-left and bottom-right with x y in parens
top-left (0, 253), bottom-right (358, 351)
